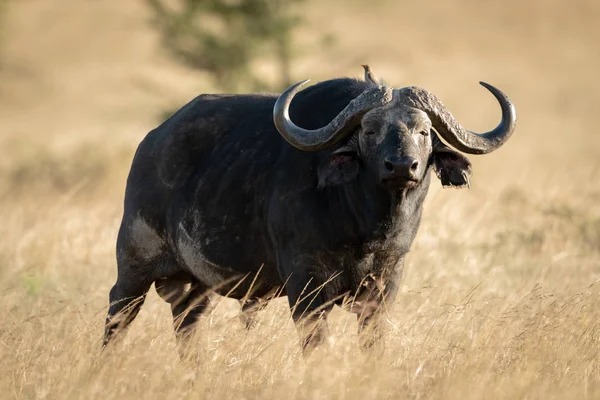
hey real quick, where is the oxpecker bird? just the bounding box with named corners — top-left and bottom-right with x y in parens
top-left (361, 64), bottom-right (379, 85)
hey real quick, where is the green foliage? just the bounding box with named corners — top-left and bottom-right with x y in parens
top-left (147, 0), bottom-right (307, 92)
top-left (21, 272), bottom-right (43, 297)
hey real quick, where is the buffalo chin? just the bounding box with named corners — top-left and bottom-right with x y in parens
top-left (381, 177), bottom-right (419, 190)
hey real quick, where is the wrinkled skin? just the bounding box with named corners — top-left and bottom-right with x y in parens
top-left (102, 78), bottom-right (479, 354)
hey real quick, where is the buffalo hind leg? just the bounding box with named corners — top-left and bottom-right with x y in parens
top-left (103, 270), bottom-right (153, 349)
top-left (157, 277), bottom-right (211, 354)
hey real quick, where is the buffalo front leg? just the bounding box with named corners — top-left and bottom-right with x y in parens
top-left (357, 308), bottom-right (385, 351)
top-left (238, 298), bottom-right (268, 330)
top-left (284, 270), bottom-right (334, 354)
top-left (355, 268), bottom-right (402, 351)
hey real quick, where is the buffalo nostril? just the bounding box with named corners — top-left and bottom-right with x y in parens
top-left (384, 159), bottom-right (395, 172)
top-left (410, 159), bottom-right (419, 172)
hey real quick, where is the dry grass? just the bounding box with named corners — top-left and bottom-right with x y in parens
top-left (1, 0), bottom-right (600, 399)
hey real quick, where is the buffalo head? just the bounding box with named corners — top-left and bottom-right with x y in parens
top-left (273, 78), bottom-right (516, 190)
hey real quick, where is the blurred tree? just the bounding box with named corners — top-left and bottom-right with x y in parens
top-left (147, 0), bottom-right (307, 92)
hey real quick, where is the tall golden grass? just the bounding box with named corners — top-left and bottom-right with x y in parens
top-left (1, 0), bottom-right (599, 398)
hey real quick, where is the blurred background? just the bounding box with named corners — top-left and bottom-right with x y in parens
top-left (1, 1), bottom-right (599, 399)
top-left (1, 0), bottom-right (599, 199)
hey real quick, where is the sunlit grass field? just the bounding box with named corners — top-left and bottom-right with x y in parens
top-left (1, 0), bottom-right (599, 398)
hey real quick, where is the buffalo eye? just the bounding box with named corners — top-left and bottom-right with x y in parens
top-left (419, 130), bottom-right (429, 136)
top-left (364, 129), bottom-right (376, 136)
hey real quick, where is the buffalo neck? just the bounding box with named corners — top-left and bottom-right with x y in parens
top-left (338, 167), bottom-right (432, 248)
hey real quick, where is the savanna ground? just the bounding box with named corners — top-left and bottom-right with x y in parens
top-left (1, 0), bottom-right (600, 398)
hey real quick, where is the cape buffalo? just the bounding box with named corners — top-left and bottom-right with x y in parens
top-left (103, 70), bottom-right (516, 351)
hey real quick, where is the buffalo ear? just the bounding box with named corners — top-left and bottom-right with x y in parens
top-left (317, 149), bottom-right (359, 188)
top-left (432, 150), bottom-right (472, 188)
